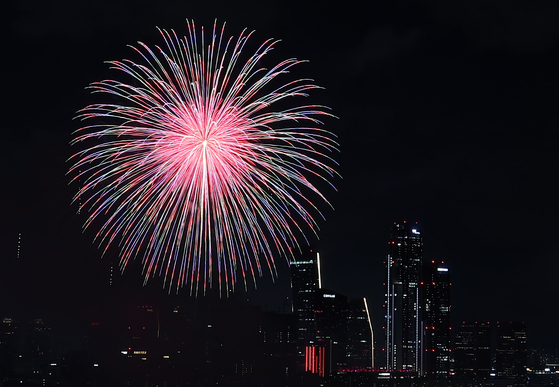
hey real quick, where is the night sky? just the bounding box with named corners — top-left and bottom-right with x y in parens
top-left (3, 0), bottom-right (559, 350)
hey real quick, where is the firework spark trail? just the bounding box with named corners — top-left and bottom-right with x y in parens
top-left (69, 20), bottom-right (338, 295)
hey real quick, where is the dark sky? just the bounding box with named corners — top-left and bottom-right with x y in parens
top-left (2, 0), bottom-right (559, 349)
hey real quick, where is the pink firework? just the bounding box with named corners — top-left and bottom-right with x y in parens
top-left (69, 20), bottom-right (338, 295)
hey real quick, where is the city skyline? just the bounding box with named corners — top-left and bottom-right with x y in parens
top-left (2, 0), bottom-right (558, 361)
top-left (0, 234), bottom-right (542, 386)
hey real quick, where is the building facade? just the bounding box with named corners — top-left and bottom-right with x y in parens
top-left (290, 247), bottom-right (321, 371)
top-left (290, 248), bottom-right (374, 376)
top-left (454, 322), bottom-right (491, 382)
top-left (496, 322), bottom-right (527, 381)
top-left (385, 222), bottom-right (423, 372)
top-left (383, 222), bottom-right (452, 382)
top-left (346, 298), bottom-right (374, 370)
top-left (422, 259), bottom-right (451, 381)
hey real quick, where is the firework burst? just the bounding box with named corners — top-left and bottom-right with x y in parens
top-left (69, 20), bottom-right (338, 295)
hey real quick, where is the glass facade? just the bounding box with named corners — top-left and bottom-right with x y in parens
top-left (385, 222), bottom-right (423, 372)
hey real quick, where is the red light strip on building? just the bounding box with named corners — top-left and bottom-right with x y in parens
top-left (305, 345), bottom-right (326, 377)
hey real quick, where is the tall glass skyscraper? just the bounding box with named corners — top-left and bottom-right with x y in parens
top-left (384, 222), bottom-right (423, 372)
top-left (290, 247), bottom-right (321, 369)
top-left (422, 259), bottom-right (451, 380)
top-left (384, 222), bottom-right (452, 381)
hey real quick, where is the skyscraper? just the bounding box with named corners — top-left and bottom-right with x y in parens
top-left (291, 248), bottom-right (375, 376)
top-left (346, 298), bottom-right (374, 370)
top-left (290, 247), bottom-right (321, 370)
top-left (314, 289), bottom-right (348, 375)
top-left (422, 259), bottom-right (451, 381)
top-left (384, 222), bottom-right (423, 372)
top-left (495, 322), bottom-right (527, 381)
top-left (454, 321), bottom-right (491, 381)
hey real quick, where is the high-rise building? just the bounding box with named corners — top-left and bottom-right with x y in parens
top-left (290, 248), bottom-right (375, 376)
top-left (315, 289), bottom-right (348, 374)
top-left (290, 247), bottom-right (376, 376)
top-left (290, 247), bottom-right (321, 370)
top-left (495, 322), bottom-right (527, 381)
top-left (346, 298), bottom-right (374, 370)
top-left (454, 322), bottom-right (491, 381)
top-left (422, 259), bottom-right (451, 381)
top-left (384, 221), bottom-right (423, 372)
